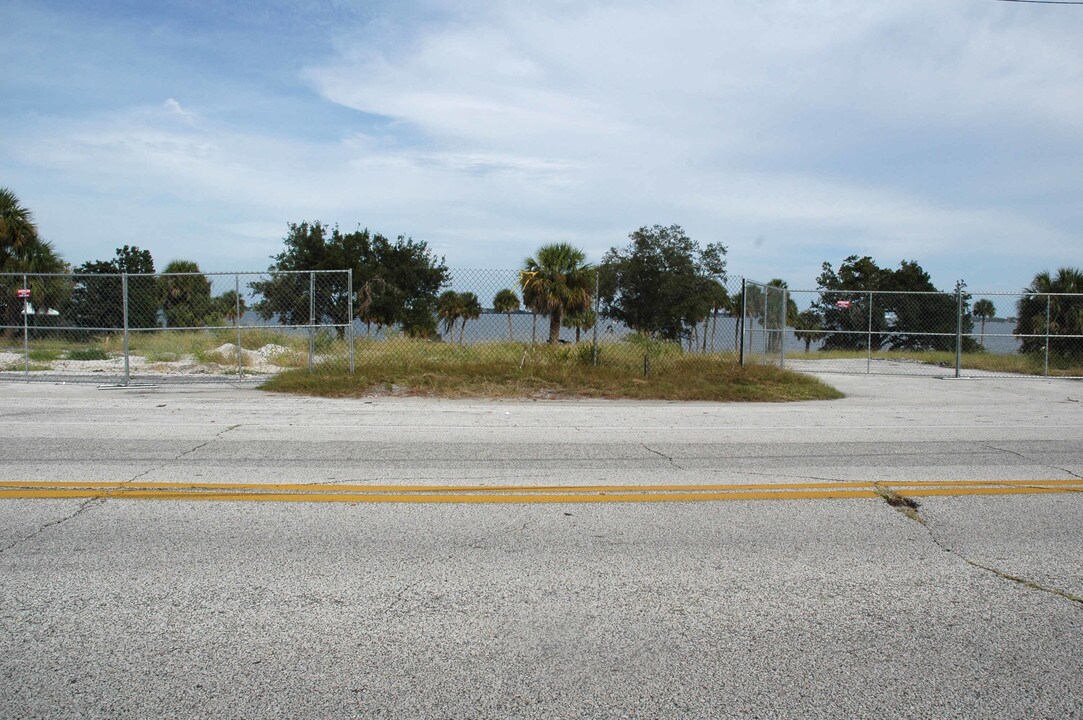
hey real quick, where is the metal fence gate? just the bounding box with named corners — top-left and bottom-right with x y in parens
top-left (741, 282), bottom-right (1083, 379)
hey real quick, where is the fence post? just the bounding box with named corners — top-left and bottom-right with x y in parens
top-left (235, 273), bottom-right (243, 379)
top-left (866, 291), bottom-right (872, 375)
top-left (122, 273), bottom-right (130, 387)
top-left (762, 283), bottom-right (771, 357)
top-left (591, 271), bottom-right (600, 366)
top-left (739, 279), bottom-right (746, 366)
top-left (955, 286), bottom-right (963, 379)
top-left (1044, 294), bottom-right (1051, 377)
top-left (348, 269), bottom-right (355, 374)
top-left (780, 288), bottom-right (787, 369)
top-left (22, 274), bottom-right (29, 380)
top-left (308, 271), bottom-right (315, 371)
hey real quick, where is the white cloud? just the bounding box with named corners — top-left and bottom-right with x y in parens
top-left (3, 0), bottom-right (1080, 290)
top-left (162, 98), bottom-right (196, 125)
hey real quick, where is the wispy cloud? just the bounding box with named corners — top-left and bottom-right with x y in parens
top-left (1, 0), bottom-right (1080, 289)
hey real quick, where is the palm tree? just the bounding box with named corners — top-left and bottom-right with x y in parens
top-left (0, 187), bottom-right (38, 265)
top-left (458, 292), bottom-right (481, 344)
top-left (519, 243), bottom-right (594, 345)
top-left (160, 260), bottom-right (213, 327)
top-left (1015, 267), bottom-right (1083, 361)
top-left (1, 188), bottom-right (67, 337)
top-left (215, 290), bottom-right (247, 324)
top-left (436, 290), bottom-right (463, 342)
top-left (562, 308), bottom-right (596, 343)
top-left (792, 309), bottom-right (823, 353)
top-left (493, 288), bottom-right (520, 341)
top-left (973, 299), bottom-right (996, 348)
top-left (702, 281), bottom-right (729, 353)
top-left (521, 280), bottom-right (542, 344)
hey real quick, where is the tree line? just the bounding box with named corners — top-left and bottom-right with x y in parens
top-left (2, 186), bottom-right (1080, 361)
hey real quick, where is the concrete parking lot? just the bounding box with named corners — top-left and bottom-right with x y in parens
top-left (1, 374), bottom-right (1081, 718)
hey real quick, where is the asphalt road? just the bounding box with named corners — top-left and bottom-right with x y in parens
top-left (1, 374), bottom-right (1081, 719)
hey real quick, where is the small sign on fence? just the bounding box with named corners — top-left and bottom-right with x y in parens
top-left (16, 288), bottom-right (31, 299)
top-left (835, 300), bottom-right (851, 308)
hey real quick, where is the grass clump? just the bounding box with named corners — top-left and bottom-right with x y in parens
top-left (67, 347), bottom-right (110, 361)
top-left (261, 338), bottom-right (842, 402)
top-left (28, 348), bottom-right (61, 362)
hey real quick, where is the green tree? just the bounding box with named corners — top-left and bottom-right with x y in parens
top-left (213, 290), bottom-right (246, 324)
top-left (763, 279), bottom-right (798, 353)
top-left (251, 222), bottom-right (356, 333)
top-left (0, 188), bottom-right (68, 336)
top-left (458, 292), bottom-right (482, 344)
top-left (493, 288), bottom-right (520, 341)
top-left (599, 225), bottom-right (726, 343)
top-left (792, 309), bottom-right (823, 353)
top-left (973, 299), bottom-right (996, 348)
top-left (67, 246), bottom-right (159, 330)
top-left (437, 290), bottom-right (463, 342)
top-left (366, 233), bottom-right (448, 337)
top-left (1015, 268), bottom-right (1083, 362)
top-left (520, 243), bottom-right (595, 345)
top-left (252, 222), bottom-right (448, 338)
top-left (1, 187), bottom-right (39, 266)
top-left (160, 260), bottom-right (213, 328)
top-left (814, 256), bottom-right (973, 352)
top-left (562, 307), bottom-right (596, 343)
top-left (701, 281), bottom-right (729, 352)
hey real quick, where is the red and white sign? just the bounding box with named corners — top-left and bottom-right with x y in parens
top-left (16, 289), bottom-right (31, 299)
top-left (835, 300), bottom-right (851, 309)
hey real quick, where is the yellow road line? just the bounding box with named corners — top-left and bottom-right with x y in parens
top-left (0, 480), bottom-right (1078, 504)
top-left (0, 478), bottom-right (1080, 494)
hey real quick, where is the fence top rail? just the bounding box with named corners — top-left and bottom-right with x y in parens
top-left (786, 288), bottom-right (1083, 298)
top-left (0, 270), bottom-right (352, 279)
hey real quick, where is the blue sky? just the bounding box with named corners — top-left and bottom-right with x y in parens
top-left (2, 0), bottom-right (1080, 291)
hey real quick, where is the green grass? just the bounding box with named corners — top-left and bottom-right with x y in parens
top-left (262, 338), bottom-right (843, 402)
top-left (28, 348), bottom-right (61, 362)
top-left (66, 347), bottom-right (110, 361)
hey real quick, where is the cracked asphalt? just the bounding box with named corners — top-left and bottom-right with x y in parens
top-left (1, 373), bottom-right (1081, 719)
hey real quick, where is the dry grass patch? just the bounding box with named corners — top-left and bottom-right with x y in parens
top-left (261, 339), bottom-right (842, 402)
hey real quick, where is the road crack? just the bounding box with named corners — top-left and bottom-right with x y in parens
top-left (173, 424), bottom-right (242, 462)
top-left (1, 497), bottom-right (102, 555)
top-left (123, 424), bottom-right (244, 485)
top-left (642, 444), bottom-right (684, 471)
top-left (876, 483), bottom-right (1083, 609)
top-left (984, 444), bottom-right (1083, 480)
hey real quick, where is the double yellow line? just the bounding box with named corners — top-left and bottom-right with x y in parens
top-left (0, 479), bottom-right (1079, 504)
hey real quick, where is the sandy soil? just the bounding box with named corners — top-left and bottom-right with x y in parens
top-left (0, 343), bottom-right (305, 378)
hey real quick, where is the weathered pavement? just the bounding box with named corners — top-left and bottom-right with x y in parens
top-left (1, 374), bottom-right (1081, 719)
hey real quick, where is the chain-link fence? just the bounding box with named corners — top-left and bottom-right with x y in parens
top-left (0, 271), bottom-right (353, 385)
top-left (359, 269), bottom-right (745, 378)
top-left (4, 270), bottom-right (1079, 385)
top-left (773, 288), bottom-right (1083, 378)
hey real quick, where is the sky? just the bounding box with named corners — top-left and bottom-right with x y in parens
top-left (1, 0), bottom-right (1080, 292)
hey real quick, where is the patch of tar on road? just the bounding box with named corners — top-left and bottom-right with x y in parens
top-left (875, 483), bottom-right (1083, 609)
